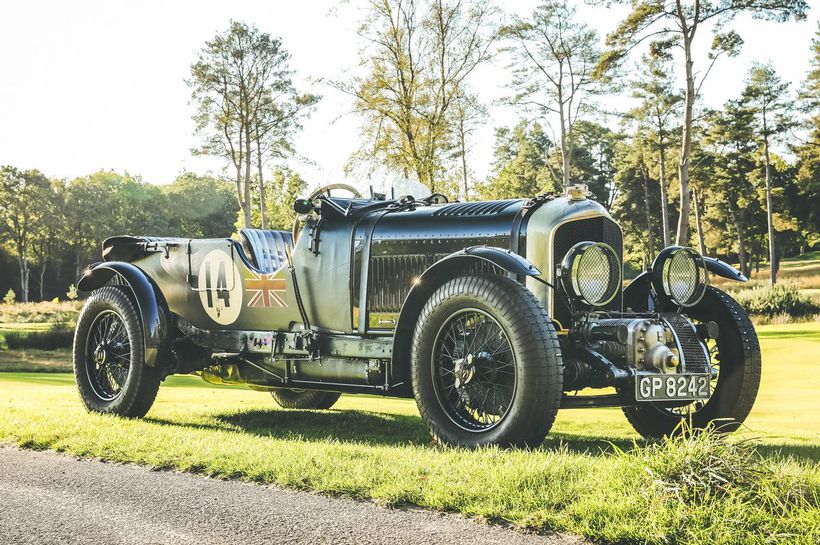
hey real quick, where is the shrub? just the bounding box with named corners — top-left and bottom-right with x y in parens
top-left (4, 323), bottom-right (74, 350)
top-left (734, 285), bottom-right (820, 318)
top-left (0, 300), bottom-right (82, 324)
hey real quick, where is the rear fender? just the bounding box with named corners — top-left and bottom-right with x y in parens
top-left (390, 247), bottom-right (540, 388)
top-left (77, 262), bottom-right (168, 366)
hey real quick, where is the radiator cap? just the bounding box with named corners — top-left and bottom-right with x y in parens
top-left (566, 183), bottom-right (589, 201)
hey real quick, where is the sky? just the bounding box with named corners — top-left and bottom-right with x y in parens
top-left (0, 0), bottom-right (817, 193)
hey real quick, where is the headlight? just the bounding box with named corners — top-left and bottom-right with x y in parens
top-left (652, 247), bottom-right (707, 307)
top-left (560, 242), bottom-right (621, 307)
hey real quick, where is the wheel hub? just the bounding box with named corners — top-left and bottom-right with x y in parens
top-left (453, 353), bottom-right (476, 389)
top-left (93, 345), bottom-right (109, 366)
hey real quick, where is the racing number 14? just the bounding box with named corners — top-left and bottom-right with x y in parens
top-left (204, 261), bottom-right (230, 308)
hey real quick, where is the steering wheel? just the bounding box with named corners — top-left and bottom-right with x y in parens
top-left (292, 183), bottom-right (363, 242)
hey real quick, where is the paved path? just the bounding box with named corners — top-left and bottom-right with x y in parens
top-left (0, 446), bottom-right (584, 545)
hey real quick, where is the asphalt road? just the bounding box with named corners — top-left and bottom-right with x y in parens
top-left (0, 446), bottom-right (585, 545)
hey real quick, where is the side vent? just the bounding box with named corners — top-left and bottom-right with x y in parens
top-left (431, 199), bottom-right (518, 217)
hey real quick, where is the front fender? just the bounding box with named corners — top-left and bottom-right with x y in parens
top-left (389, 246), bottom-right (540, 389)
top-left (624, 256), bottom-right (747, 312)
top-left (703, 257), bottom-right (747, 282)
top-left (78, 262), bottom-right (168, 366)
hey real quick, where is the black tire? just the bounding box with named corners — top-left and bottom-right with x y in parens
top-left (623, 286), bottom-right (761, 439)
top-left (73, 286), bottom-right (161, 417)
top-left (270, 389), bottom-right (341, 409)
top-left (411, 274), bottom-right (563, 448)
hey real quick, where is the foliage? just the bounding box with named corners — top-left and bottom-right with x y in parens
top-left (626, 54), bottom-right (682, 246)
top-left (734, 285), bottom-right (820, 318)
top-left (163, 173), bottom-right (240, 238)
top-left (0, 167), bottom-right (53, 302)
top-left (336, 0), bottom-right (497, 192)
top-left (244, 167), bottom-right (307, 230)
top-left (0, 300), bottom-right (82, 324)
top-left (4, 323), bottom-right (74, 350)
top-left (476, 121), bottom-right (557, 199)
top-left (3, 289), bottom-right (15, 304)
top-left (502, 0), bottom-right (602, 189)
top-left (188, 21), bottom-right (317, 227)
top-left (66, 285), bottom-right (78, 301)
top-left (599, 0), bottom-right (809, 245)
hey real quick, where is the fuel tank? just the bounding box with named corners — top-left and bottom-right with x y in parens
top-left (356, 195), bottom-right (623, 331)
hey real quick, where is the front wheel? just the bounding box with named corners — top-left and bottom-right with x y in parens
top-left (622, 286), bottom-right (761, 438)
top-left (73, 286), bottom-right (161, 417)
top-left (411, 274), bottom-right (563, 448)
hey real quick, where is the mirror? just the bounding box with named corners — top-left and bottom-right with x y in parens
top-left (292, 198), bottom-right (315, 215)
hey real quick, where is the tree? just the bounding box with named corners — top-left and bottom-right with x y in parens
top-left (337, 0), bottom-right (497, 191)
top-left (627, 54), bottom-right (682, 246)
top-left (31, 179), bottom-right (64, 300)
top-left (612, 130), bottom-right (665, 268)
top-left (0, 167), bottom-right (51, 302)
top-left (189, 21), bottom-right (316, 228)
top-left (702, 103), bottom-right (760, 277)
top-left (449, 91), bottom-right (487, 199)
top-left (791, 24), bottom-right (820, 250)
top-left (600, 0), bottom-right (808, 246)
top-left (571, 121), bottom-right (622, 207)
top-left (246, 167), bottom-right (307, 230)
top-left (503, 0), bottom-right (602, 189)
top-left (477, 121), bottom-right (557, 199)
top-left (741, 63), bottom-right (793, 283)
top-left (164, 173), bottom-right (239, 238)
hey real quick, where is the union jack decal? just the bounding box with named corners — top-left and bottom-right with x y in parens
top-left (245, 272), bottom-right (288, 308)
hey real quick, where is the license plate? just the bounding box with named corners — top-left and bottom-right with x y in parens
top-left (636, 374), bottom-right (710, 401)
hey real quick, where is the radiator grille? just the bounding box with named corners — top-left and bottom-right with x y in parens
top-left (662, 313), bottom-right (710, 373)
top-left (552, 216), bottom-right (623, 327)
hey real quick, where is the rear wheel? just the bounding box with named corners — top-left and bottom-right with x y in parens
top-left (623, 286), bottom-right (761, 438)
top-left (411, 274), bottom-right (563, 448)
top-left (270, 389), bottom-right (341, 409)
top-left (73, 286), bottom-right (161, 417)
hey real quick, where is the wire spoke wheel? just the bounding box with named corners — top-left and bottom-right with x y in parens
top-left (84, 309), bottom-right (131, 401)
top-left (621, 286), bottom-right (761, 439)
top-left (431, 309), bottom-right (516, 432)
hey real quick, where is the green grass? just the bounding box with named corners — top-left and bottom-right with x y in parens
top-left (0, 348), bottom-right (71, 372)
top-left (1, 322), bottom-right (819, 544)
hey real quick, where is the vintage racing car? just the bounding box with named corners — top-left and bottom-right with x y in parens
top-left (74, 183), bottom-right (760, 447)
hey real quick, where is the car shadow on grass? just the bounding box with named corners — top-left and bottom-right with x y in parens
top-left (146, 408), bottom-right (639, 456)
top-left (145, 409), bottom-right (820, 461)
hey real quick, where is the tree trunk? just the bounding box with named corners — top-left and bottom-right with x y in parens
top-left (693, 190), bottom-right (707, 256)
top-left (658, 138), bottom-right (671, 247)
top-left (762, 117), bottom-right (776, 285)
top-left (256, 140), bottom-right (267, 229)
top-left (642, 164), bottom-right (655, 264)
top-left (731, 206), bottom-right (750, 278)
top-left (18, 258), bottom-right (29, 303)
top-left (39, 258), bottom-right (48, 301)
top-left (558, 89), bottom-right (570, 190)
top-left (459, 117), bottom-right (469, 200)
top-left (243, 124), bottom-right (253, 228)
top-left (675, 34), bottom-right (695, 246)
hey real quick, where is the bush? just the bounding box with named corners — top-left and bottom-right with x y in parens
top-left (0, 300), bottom-right (82, 324)
top-left (4, 323), bottom-right (74, 350)
top-left (734, 285), bottom-right (820, 318)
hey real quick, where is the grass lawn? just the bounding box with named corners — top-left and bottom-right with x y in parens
top-left (1, 322), bottom-right (818, 544)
